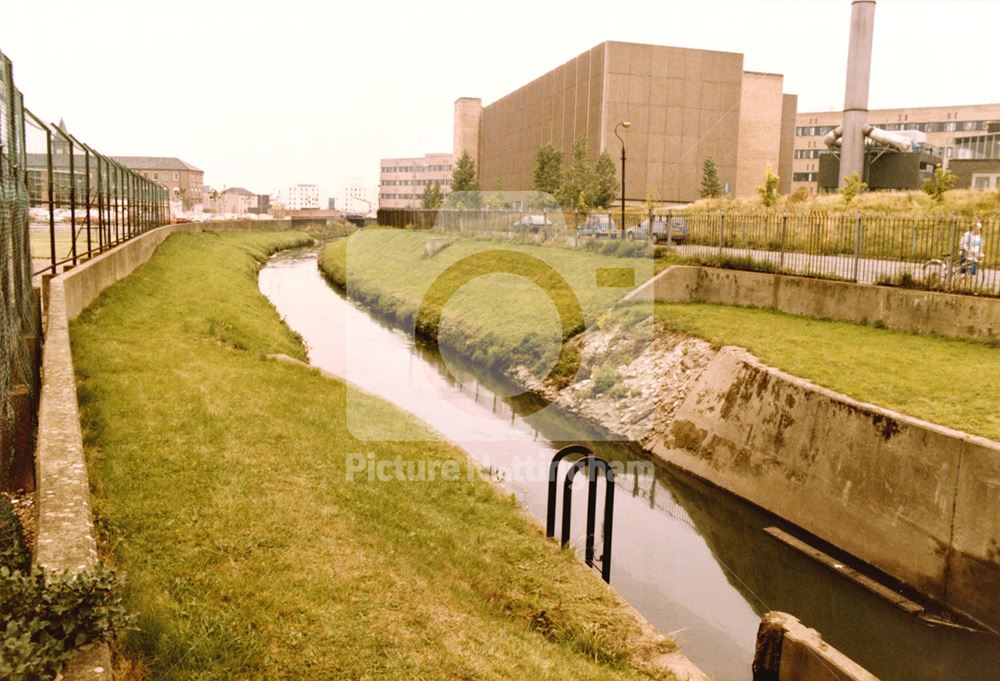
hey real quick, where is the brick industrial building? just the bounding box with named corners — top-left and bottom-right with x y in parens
top-left (453, 41), bottom-right (798, 203)
top-left (792, 103), bottom-right (1000, 195)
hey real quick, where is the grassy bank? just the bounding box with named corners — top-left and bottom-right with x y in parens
top-left (654, 302), bottom-right (1000, 441)
top-left (319, 230), bottom-right (653, 381)
top-left (71, 231), bottom-right (673, 679)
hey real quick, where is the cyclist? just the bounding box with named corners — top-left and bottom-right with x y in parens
top-left (959, 221), bottom-right (984, 275)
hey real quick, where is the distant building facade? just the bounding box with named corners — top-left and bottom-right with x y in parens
top-left (379, 153), bottom-right (453, 209)
top-left (793, 104), bottom-right (1000, 195)
top-left (274, 184), bottom-right (320, 211)
top-left (460, 41), bottom-right (797, 203)
top-left (220, 187), bottom-right (256, 214)
top-left (343, 185), bottom-right (377, 215)
top-left (112, 156), bottom-right (204, 210)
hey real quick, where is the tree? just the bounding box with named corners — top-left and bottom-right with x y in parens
top-left (532, 142), bottom-right (563, 197)
top-left (421, 182), bottom-right (443, 209)
top-left (840, 172), bottom-right (867, 205)
top-left (699, 157), bottom-right (723, 198)
top-left (558, 136), bottom-right (598, 210)
top-left (922, 165), bottom-right (956, 204)
top-left (446, 151), bottom-right (481, 208)
top-left (484, 182), bottom-right (510, 209)
top-left (756, 165), bottom-right (780, 208)
top-left (592, 151), bottom-right (619, 208)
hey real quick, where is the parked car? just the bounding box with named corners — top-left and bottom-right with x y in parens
top-left (627, 216), bottom-right (688, 244)
top-left (513, 214), bottom-right (553, 233)
top-left (576, 213), bottom-right (616, 238)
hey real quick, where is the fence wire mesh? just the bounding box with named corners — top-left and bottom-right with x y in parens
top-left (1, 48), bottom-right (170, 488)
top-left (1, 51), bottom-right (40, 489)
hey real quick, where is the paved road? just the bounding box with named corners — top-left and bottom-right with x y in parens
top-left (674, 243), bottom-right (999, 294)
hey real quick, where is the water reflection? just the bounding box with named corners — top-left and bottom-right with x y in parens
top-left (259, 253), bottom-right (1000, 681)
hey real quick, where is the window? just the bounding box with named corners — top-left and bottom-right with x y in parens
top-left (153, 172), bottom-right (159, 180)
top-left (174, 172), bottom-right (179, 180)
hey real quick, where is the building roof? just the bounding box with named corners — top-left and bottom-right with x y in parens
top-left (222, 187), bottom-right (255, 196)
top-left (111, 156), bottom-right (203, 172)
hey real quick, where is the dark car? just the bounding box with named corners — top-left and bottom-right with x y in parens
top-left (513, 214), bottom-right (554, 233)
top-left (627, 216), bottom-right (688, 244)
top-left (576, 213), bottom-right (616, 238)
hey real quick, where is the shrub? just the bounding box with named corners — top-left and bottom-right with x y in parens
top-left (0, 563), bottom-right (132, 680)
top-left (590, 365), bottom-right (619, 395)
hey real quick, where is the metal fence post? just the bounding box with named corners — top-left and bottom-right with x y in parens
top-left (717, 210), bottom-right (726, 257)
top-left (852, 211), bottom-right (863, 282)
top-left (779, 210), bottom-right (788, 271)
top-left (948, 212), bottom-right (959, 290)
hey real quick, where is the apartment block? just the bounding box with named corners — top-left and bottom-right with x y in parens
top-left (463, 41), bottom-right (795, 203)
top-left (792, 103), bottom-right (1000, 194)
top-left (379, 153), bottom-right (453, 209)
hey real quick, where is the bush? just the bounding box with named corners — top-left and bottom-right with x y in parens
top-left (0, 563), bottom-right (132, 681)
top-left (1, 498), bottom-right (131, 681)
top-left (590, 365), bottom-right (619, 395)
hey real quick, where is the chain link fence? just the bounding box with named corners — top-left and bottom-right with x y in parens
top-left (1, 48), bottom-right (170, 490)
top-left (377, 206), bottom-right (1000, 296)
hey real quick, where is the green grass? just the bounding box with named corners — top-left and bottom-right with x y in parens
top-left (71, 231), bottom-right (672, 680)
top-left (654, 302), bottom-right (1000, 441)
top-left (318, 230), bottom-right (653, 378)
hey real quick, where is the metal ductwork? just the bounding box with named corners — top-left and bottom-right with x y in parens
top-left (824, 124), bottom-right (912, 153)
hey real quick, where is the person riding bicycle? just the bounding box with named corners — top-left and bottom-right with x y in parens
top-left (959, 222), bottom-right (984, 275)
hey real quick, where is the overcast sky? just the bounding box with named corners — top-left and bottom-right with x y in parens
top-left (3, 0), bottom-right (999, 200)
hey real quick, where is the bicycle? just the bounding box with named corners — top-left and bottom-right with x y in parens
top-left (922, 251), bottom-right (982, 283)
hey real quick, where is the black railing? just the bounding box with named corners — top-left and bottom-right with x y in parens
top-left (546, 445), bottom-right (615, 583)
top-left (376, 206), bottom-right (1000, 296)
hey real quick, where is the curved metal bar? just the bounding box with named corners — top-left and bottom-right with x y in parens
top-left (546, 444), bottom-right (592, 537)
top-left (560, 457), bottom-right (591, 547)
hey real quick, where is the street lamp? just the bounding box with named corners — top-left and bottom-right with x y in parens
top-left (614, 121), bottom-right (630, 239)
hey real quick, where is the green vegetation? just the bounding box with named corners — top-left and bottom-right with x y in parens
top-left (529, 137), bottom-right (618, 212)
top-left (923, 165), bottom-right (957, 204)
top-left (2, 497), bottom-right (130, 681)
top-left (420, 182), bottom-right (443, 209)
top-left (699, 157), bottom-right (723, 199)
top-left (71, 231), bottom-right (672, 679)
top-left (446, 150), bottom-right (481, 208)
top-left (755, 165), bottom-right (780, 208)
top-left (691, 186), bottom-right (1000, 217)
top-left (654, 302), bottom-right (1000, 441)
top-left (840, 172), bottom-right (867, 205)
top-left (319, 230), bottom-right (652, 378)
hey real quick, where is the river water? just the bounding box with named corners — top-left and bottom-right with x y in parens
top-left (259, 252), bottom-right (999, 681)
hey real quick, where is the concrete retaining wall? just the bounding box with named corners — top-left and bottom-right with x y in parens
top-left (34, 220), bottom-right (293, 679)
top-left (752, 612), bottom-right (878, 681)
top-left (652, 345), bottom-right (1000, 631)
top-left (629, 265), bottom-right (1000, 341)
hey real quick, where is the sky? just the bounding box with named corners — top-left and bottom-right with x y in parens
top-left (3, 0), bottom-right (999, 202)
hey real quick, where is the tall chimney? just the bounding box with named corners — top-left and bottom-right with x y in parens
top-left (839, 0), bottom-right (876, 187)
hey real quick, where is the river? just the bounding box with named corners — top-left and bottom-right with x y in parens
top-left (259, 252), bottom-right (1000, 681)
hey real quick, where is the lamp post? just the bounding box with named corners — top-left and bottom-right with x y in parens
top-left (614, 121), bottom-right (630, 239)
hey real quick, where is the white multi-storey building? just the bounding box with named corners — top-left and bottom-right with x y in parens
top-left (343, 186), bottom-right (377, 215)
top-left (274, 184), bottom-right (320, 210)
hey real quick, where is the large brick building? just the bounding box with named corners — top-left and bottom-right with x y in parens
top-left (112, 156), bottom-right (204, 210)
top-left (456, 41), bottom-right (797, 203)
top-left (379, 153), bottom-right (454, 209)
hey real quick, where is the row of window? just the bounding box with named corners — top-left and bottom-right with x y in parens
top-left (380, 193), bottom-right (437, 200)
top-left (382, 179), bottom-right (452, 187)
top-left (792, 172), bottom-right (818, 182)
top-left (796, 120), bottom-right (994, 137)
top-left (381, 165), bottom-right (453, 174)
top-left (142, 171), bottom-right (181, 181)
top-left (794, 149), bottom-right (825, 159)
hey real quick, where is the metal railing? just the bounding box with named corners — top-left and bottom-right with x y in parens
top-left (376, 206), bottom-right (1000, 296)
top-left (24, 110), bottom-right (170, 275)
top-left (1, 47), bottom-right (171, 490)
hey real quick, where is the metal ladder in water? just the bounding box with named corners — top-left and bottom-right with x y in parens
top-left (545, 445), bottom-right (615, 583)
